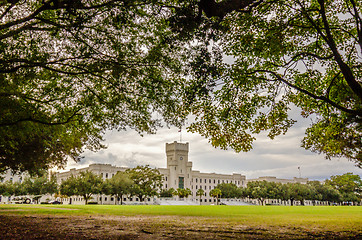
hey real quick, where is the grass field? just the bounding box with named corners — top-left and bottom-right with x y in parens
top-left (1, 205), bottom-right (361, 239)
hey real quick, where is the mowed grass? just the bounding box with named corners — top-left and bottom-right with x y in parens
top-left (1, 204), bottom-right (361, 232)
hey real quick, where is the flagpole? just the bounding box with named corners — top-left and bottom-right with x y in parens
top-left (298, 166), bottom-right (301, 178)
top-left (179, 127), bottom-right (182, 143)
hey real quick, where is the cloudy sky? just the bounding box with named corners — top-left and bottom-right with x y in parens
top-left (62, 108), bottom-right (362, 181)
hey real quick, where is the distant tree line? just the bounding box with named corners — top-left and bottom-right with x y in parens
top-left (0, 171), bottom-right (360, 205)
top-left (0, 171), bottom-right (58, 203)
top-left (0, 165), bottom-right (164, 204)
top-left (214, 173), bottom-right (361, 205)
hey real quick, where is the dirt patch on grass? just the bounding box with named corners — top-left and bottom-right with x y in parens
top-left (0, 214), bottom-right (360, 239)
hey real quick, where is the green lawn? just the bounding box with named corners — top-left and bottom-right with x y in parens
top-left (1, 204), bottom-right (361, 232)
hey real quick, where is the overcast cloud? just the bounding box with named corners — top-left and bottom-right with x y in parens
top-left (62, 113), bottom-right (362, 181)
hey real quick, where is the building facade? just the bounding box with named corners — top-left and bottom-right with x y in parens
top-left (246, 176), bottom-right (309, 184)
top-left (56, 141), bottom-right (247, 204)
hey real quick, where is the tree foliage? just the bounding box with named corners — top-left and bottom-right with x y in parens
top-left (325, 173), bottom-right (362, 202)
top-left (125, 165), bottom-right (163, 202)
top-left (104, 171), bottom-right (134, 205)
top-left (243, 176), bottom-right (360, 205)
top-left (0, 0), bottom-right (186, 174)
top-left (60, 171), bottom-right (103, 204)
top-left (215, 183), bottom-right (243, 198)
top-left (209, 187), bottom-right (222, 204)
top-left (176, 188), bottom-right (192, 199)
top-left (196, 188), bottom-right (205, 204)
top-left (177, 0), bottom-right (362, 166)
top-left (159, 188), bottom-right (176, 198)
top-left (1, 0), bottom-right (361, 173)
top-left (22, 172), bottom-right (58, 196)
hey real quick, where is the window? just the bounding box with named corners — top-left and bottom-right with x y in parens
top-left (111, 197), bottom-right (114, 201)
top-left (196, 178), bottom-right (198, 183)
top-left (196, 185), bottom-right (198, 189)
top-left (106, 173), bottom-right (108, 179)
top-left (214, 179), bottom-right (216, 184)
top-left (218, 180), bottom-right (220, 184)
top-left (179, 177), bottom-right (184, 189)
top-left (204, 179), bottom-right (206, 183)
top-left (209, 186), bottom-right (211, 190)
top-left (166, 184), bottom-right (168, 188)
top-left (105, 197), bottom-right (107, 201)
top-left (166, 176), bottom-right (168, 181)
top-left (209, 179), bottom-right (211, 183)
top-left (181, 169), bottom-right (182, 173)
top-left (175, 167), bottom-right (176, 170)
top-left (101, 173), bottom-right (103, 178)
top-left (204, 185), bottom-right (206, 190)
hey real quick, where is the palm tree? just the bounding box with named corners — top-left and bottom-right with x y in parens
top-left (210, 188), bottom-right (222, 205)
top-left (196, 189), bottom-right (205, 205)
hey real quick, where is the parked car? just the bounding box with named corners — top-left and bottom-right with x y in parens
top-left (10, 196), bottom-right (31, 204)
top-left (48, 200), bottom-right (62, 204)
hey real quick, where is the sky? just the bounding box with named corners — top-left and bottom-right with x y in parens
top-left (62, 110), bottom-right (362, 182)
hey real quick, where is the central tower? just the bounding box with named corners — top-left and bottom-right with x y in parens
top-left (166, 141), bottom-right (192, 190)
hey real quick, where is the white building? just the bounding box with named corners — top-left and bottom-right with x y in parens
top-left (247, 176), bottom-right (309, 184)
top-left (1, 141), bottom-right (310, 205)
top-left (56, 141), bottom-right (247, 205)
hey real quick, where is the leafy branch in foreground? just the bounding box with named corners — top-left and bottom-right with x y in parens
top-left (181, 0), bottom-right (362, 166)
top-left (0, 0), bottom-right (187, 174)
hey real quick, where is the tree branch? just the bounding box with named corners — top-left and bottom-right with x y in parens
top-left (198, 0), bottom-right (261, 18)
top-left (249, 69), bottom-right (362, 117)
top-left (0, 109), bottom-right (82, 127)
top-left (317, 0), bottom-right (362, 101)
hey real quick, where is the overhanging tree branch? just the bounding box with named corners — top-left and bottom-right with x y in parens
top-left (249, 69), bottom-right (362, 117)
top-left (0, 109), bottom-right (82, 127)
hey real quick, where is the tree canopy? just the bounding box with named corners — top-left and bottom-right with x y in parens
top-left (325, 173), bottom-right (362, 202)
top-left (1, 0), bottom-right (361, 173)
top-left (0, 0), bottom-right (185, 174)
top-left (104, 171), bottom-right (134, 205)
top-left (125, 165), bottom-right (163, 202)
top-left (60, 170), bottom-right (103, 204)
top-left (215, 182), bottom-right (243, 198)
top-left (179, 0), bottom-right (362, 166)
